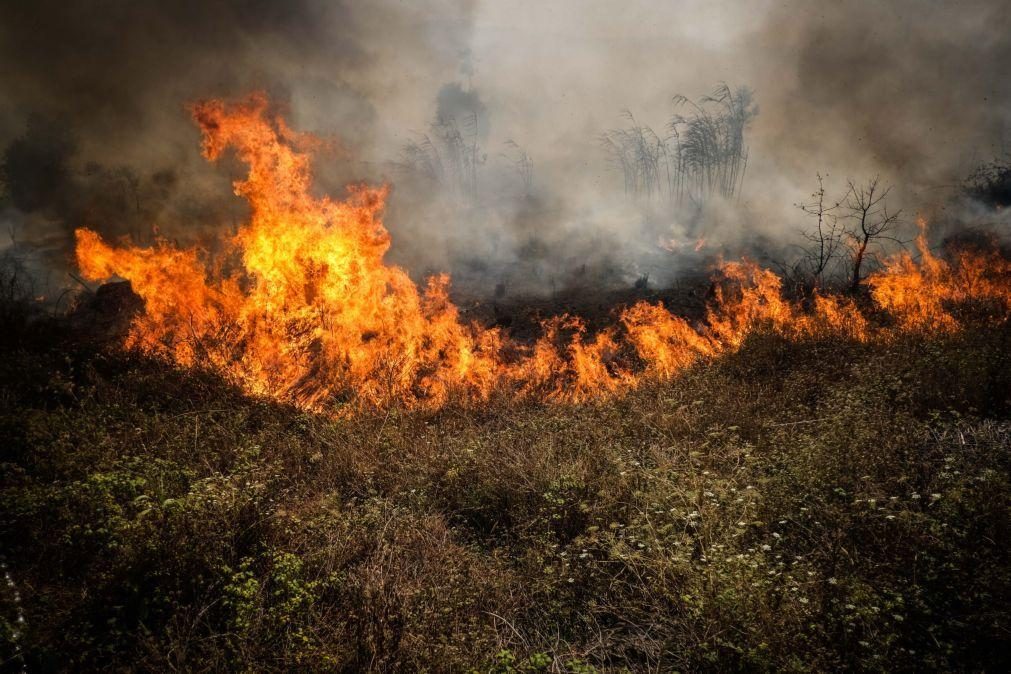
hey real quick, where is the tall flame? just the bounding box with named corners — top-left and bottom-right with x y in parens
top-left (75, 94), bottom-right (1011, 411)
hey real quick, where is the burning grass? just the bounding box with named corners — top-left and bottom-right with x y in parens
top-left (73, 94), bottom-right (1011, 415)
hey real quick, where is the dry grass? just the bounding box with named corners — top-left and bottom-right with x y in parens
top-left (1, 309), bottom-right (1010, 671)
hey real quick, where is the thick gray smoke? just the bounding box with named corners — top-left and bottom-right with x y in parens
top-left (0, 0), bottom-right (478, 291)
top-left (458, 0), bottom-right (1011, 291)
top-left (748, 0), bottom-right (1011, 211)
top-left (1, 0), bottom-right (1009, 298)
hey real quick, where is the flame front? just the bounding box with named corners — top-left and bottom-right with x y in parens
top-left (74, 95), bottom-right (1011, 411)
top-left (867, 220), bottom-right (1011, 333)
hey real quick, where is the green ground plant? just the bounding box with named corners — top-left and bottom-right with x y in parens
top-left (1, 303), bottom-right (1009, 671)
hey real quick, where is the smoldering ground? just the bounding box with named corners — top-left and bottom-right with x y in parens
top-left (1, 0), bottom-right (1009, 298)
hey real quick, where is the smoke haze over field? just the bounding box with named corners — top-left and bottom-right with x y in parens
top-left (1, 0), bottom-right (1009, 294)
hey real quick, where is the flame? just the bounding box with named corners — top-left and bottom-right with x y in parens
top-left (866, 219), bottom-right (1011, 333)
top-left (75, 94), bottom-right (1011, 412)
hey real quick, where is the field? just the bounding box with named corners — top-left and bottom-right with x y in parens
top-left (3, 2), bottom-right (1011, 670)
top-left (2, 297), bottom-right (1009, 672)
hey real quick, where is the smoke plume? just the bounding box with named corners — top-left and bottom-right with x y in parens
top-left (1, 0), bottom-right (1008, 296)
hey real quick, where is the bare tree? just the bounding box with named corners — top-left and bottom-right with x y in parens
top-left (841, 177), bottom-right (903, 290)
top-left (797, 173), bottom-right (844, 287)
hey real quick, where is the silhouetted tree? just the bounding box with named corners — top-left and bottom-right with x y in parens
top-left (965, 156), bottom-right (1011, 208)
top-left (841, 177), bottom-right (903, 290)
top-left (0, 115), bottom-right (77, 214)
top-left (797, 173), bottom-right (844, 287)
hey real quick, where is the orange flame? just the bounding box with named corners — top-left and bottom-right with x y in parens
top-left (74, 94), bottom-right (1011, 411)
top-left (866, 219), bottom-right (1011, 333)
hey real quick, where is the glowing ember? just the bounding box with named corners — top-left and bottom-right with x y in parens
top-left (75, 94), bottom-right (1011, 411)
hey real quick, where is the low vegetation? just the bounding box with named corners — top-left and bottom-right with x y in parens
top-left (1, 291), bottom-right (1009, 671)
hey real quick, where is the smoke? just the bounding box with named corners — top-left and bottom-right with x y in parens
top-left (459, 0), bottom-right (1011, 285)
top-left (1, 0), bottom-right (1008, 297)
top-left (751, 0), bottom-right (1011, 189)
top-left (748, 0), bottom-right (1011, 255)
top-left (0, 0), bottom-right (478, 284)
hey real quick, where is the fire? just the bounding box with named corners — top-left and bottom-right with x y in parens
top-left (866, 220), bottom-right (1011, 333)
top-left (75, 94), bottom-right (1011, 412)
top-left (78, 94), bottom-right (505, 409)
